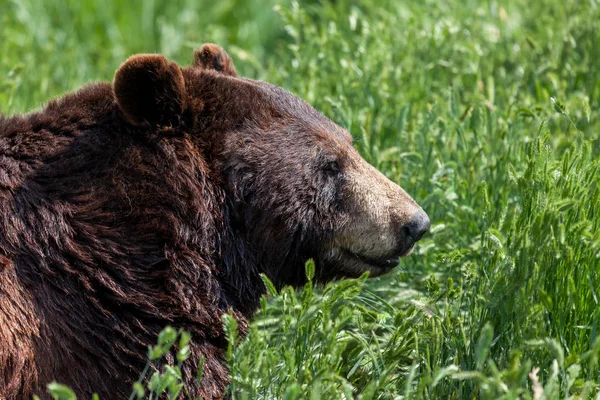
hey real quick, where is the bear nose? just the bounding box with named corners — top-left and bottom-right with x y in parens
top-left (400, 210), bottom-right (430, 245)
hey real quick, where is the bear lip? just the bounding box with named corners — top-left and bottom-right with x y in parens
top-left (341, 246), bottom-right (413, 271)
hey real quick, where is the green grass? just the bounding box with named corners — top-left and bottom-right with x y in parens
top-left (2, 0), bottom-right (600, 398)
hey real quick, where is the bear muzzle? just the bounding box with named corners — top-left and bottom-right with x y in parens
top-left (321, 154), bottom-right (430, 278)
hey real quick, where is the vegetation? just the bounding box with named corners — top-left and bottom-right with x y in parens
top-left (2, 0), bottom-right (599, 398)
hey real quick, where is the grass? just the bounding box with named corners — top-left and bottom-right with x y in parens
top-left (2, 0), bottom-right (600, 398)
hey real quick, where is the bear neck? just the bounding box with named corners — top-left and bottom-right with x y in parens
top-left (217, 226), bottom-right (266, 316)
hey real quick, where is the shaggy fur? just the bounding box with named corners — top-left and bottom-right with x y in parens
top-left (0, 44), bottom-right (428, 399)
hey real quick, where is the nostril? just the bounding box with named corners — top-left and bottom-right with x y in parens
top-left (400, 225), bottom-right (412, 241)
top-left (400, 210), bottom-right (430, 244)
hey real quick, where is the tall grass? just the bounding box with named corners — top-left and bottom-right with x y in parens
top-left (2, 0), bottom-right (599, 398)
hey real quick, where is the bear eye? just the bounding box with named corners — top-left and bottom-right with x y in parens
top-left (324, 160), bottom-right (341, 175)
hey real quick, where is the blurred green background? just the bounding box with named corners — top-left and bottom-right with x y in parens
top-left (2, 0), bottom-right (600, 398)
top-left (0, 0), bottom-right (284, 111)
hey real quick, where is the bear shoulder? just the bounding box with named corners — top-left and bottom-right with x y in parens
top-left (0, 83), bottom-right (116, 189)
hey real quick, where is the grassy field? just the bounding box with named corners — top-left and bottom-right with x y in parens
top-left (2, 0), bottom-right (600, 398)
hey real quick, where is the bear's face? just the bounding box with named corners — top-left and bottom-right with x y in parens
top-left (113, 45), bottom-right (429, 287)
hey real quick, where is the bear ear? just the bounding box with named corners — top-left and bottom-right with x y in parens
top-left (193, 44), bottom-right (237, 77)
top-left (113, 54), bottom-right (186, 127)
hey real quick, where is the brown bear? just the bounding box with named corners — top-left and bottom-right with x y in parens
top-left (0, 44), bottom-right (429, 399)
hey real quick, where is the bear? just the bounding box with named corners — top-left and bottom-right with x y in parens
top-left (0, 44), bottom-right (430, 399)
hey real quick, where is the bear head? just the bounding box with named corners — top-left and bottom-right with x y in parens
top-left (113, 44), bottom-right (430, 290)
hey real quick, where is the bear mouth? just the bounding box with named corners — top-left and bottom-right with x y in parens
top-left (341, 246), bottom-right (414, 273)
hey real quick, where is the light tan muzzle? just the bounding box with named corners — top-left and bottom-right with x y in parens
top-left (326, 148), bottom-right (430, 277)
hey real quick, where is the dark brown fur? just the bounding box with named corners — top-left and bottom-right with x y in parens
top-left (0, 44), bottom-right (427, 399)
